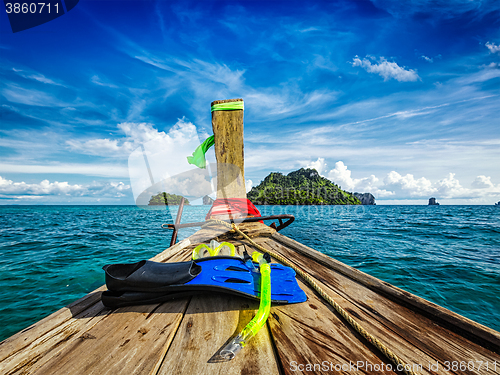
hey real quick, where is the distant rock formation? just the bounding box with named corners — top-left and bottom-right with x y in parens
top-left (203, 195), bottom-right (214, 205)
top-left (428, 197), bottom-right (440, 206)
top-left (353, 193), bottom-right (376, 205)
top-left (148, 192), bottom-right (189, 206)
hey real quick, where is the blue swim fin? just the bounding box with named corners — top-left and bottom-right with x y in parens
top-left (102, 256), bottom-right (307, 309)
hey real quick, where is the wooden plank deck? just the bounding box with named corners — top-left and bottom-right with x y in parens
top-left (1, 223), bottom-right (499, 375)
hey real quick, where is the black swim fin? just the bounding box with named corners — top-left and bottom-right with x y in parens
top-left (101, 256), bottom-right (307, 309)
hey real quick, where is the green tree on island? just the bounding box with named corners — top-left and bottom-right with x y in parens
top-left (247, 168), bottom-right (361, 205)
top-left (148, 192), bottom-right (190, 206)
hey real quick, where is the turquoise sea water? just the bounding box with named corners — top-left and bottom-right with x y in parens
top-left (0, 205), bottom-right (499, 341)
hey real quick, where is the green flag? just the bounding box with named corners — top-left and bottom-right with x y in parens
top-left (187, 135), bottom-right (215, 169)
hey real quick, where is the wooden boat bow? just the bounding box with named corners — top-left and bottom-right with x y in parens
top-left (1, 99), bottom-right (499, 374)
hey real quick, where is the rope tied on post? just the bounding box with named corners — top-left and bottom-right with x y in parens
top-left (211, 101), bottom-right (244, 112)
top-left (201, 218), bottom-right (418, 375)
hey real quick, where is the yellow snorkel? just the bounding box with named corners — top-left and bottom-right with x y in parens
top-left (220, 252), bottom-right (272, 360)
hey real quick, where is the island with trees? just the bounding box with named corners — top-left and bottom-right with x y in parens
top-left (247, 168), bottom-right (361, 205)
top-left (148, 192), bottom-right (190, 206)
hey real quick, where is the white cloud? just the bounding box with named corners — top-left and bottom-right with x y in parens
top-left (351, 55), bottom-right (420, 82)
top-left (434, 173), bottom-right (469, 198)
top-left (2, 84), bottom-right (69, 107)
top-left (12, 68), bottom-right (65, 86)
top-left (327, 161), bottom-right (393, 196)
top-left (190, 59), bottom-right (245, 88)
top-left (326, 161), bottom-right (356, 190)
top-left (86, 181), bottom-right (130, 197)
top-left (454, 67), bottom-right (500, 85)
top-left (486, 42), bottom-right (500, 54)
top-left (310, 54), bottom-right (338, 72)
top-left (67, 118), bottom-right (199, 158)
top-left (0, 163), bottom-right (129, 177)
top-left (298, 27), bottom-right (321, 33)
top-left (125, 120), bottom-right (210, 202)
top-left (421, 55), bottom-right (433, 63)
top-left (383, 171), bottom-right (471, 199)
top-left (68, 118), bottom-right (209, 202)
top-left (307, 157), bottom-right (327, 175)
top-left (0, 176), bottom-right (83, 195)
top-left (471, 175), bottom-right (494, 189)
top-left (0, 176), bottom-right (130, 198)
top-left (133, 54), bottom-right (245, 91)
top-left (307, 159), bottom-right (393, 197)
top-left (245, 179), bottom-right (253, 193)
top-left (67, 138), bottom-right (126, 156)
top-left (91, 75), bottom-right (119, 88)
top-left (383, 171), bottom-right (435, 197)
top-left (370, 0), bottom-right (493, 19)
top-left (306, 158), bottom-right (500, 202)
top-left (130, 49), bottom-right (339, 124)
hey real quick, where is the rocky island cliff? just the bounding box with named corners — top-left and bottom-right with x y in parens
top-left (247, 168), bottom-right (361, 205)
top-left (353, 192), bottom-right (376, 205)
top-left (428, 197), bottom-right (440, 206)
top-left (148, 192), bottom-right (190, 205)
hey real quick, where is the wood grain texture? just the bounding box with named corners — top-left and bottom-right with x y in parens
top-left (29, 300), bottom-right (190, 375)
top-left (211, 98), bottom-right (246, 199)
top-left (0, 241), bottom-right (194, 375)
top-left (157, 294), bottom-right (280, 375)
top-left (189, 222), bottom-right (276, 244)
top-left (150, 238), bottom-right (192, 262)
top-left (157, 241), bottom-right (281, 374)
top-left (1, 300), bottom-right (111, 375)
top-left (0, 239), bottom-right (192, 366)
top-left (262, 237), bottom-right (500, 374)
top-left (0, 287), bottom-right (104, 363)
top-left (268, 282), bottom-right (399, 375)
top-left (272, 232), bottom-right (500, 353)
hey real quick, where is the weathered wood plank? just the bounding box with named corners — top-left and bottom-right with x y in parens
top-left (157, 294), bottom-right (281, 375)
top-left (264, 240), bottom-right (436, 374)
top-left (188, 221), bottom-right (275, 245)
top-left (1, 300), bottom-right (111, 375)
top-left (231, 238), bottom-right (400, 375)
top-left (0, 239), bottom-right (192, 365)
top-left (157, 240), bottom-right (281, 374)
top-left (216, 236), bottom-right (398, 374)
top-left (268, 280), bottom-right (399, 375)
top-left (150, 238), bottom-right (192, 262)
top-left (0, 240), bottom-right (194, 374)
top-left (263, 237), bottom-right (500, 374)
top-left (29, 300), bottom-right (190, 375)
top-left (272, 232), bottom-right (500, 352)
top-left (211, 98), bottom-right (246, 200)
top-left (0, 287), bottom-right (104, 363)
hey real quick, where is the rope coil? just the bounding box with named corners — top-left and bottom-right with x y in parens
top-left (202, 219), bottom-right (418, 375)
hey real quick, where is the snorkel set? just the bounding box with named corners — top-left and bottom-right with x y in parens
top-left (102, 240), bottom-right (306, 359)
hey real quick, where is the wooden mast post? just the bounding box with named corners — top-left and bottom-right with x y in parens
top-left (211, 98), bottom-right (246, 200)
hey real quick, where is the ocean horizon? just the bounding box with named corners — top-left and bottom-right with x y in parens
top-left (1, 204), bottom-right (499, 342)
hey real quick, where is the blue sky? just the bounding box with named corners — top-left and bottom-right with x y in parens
top-left (0, 0), bottom-right (499, 204)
